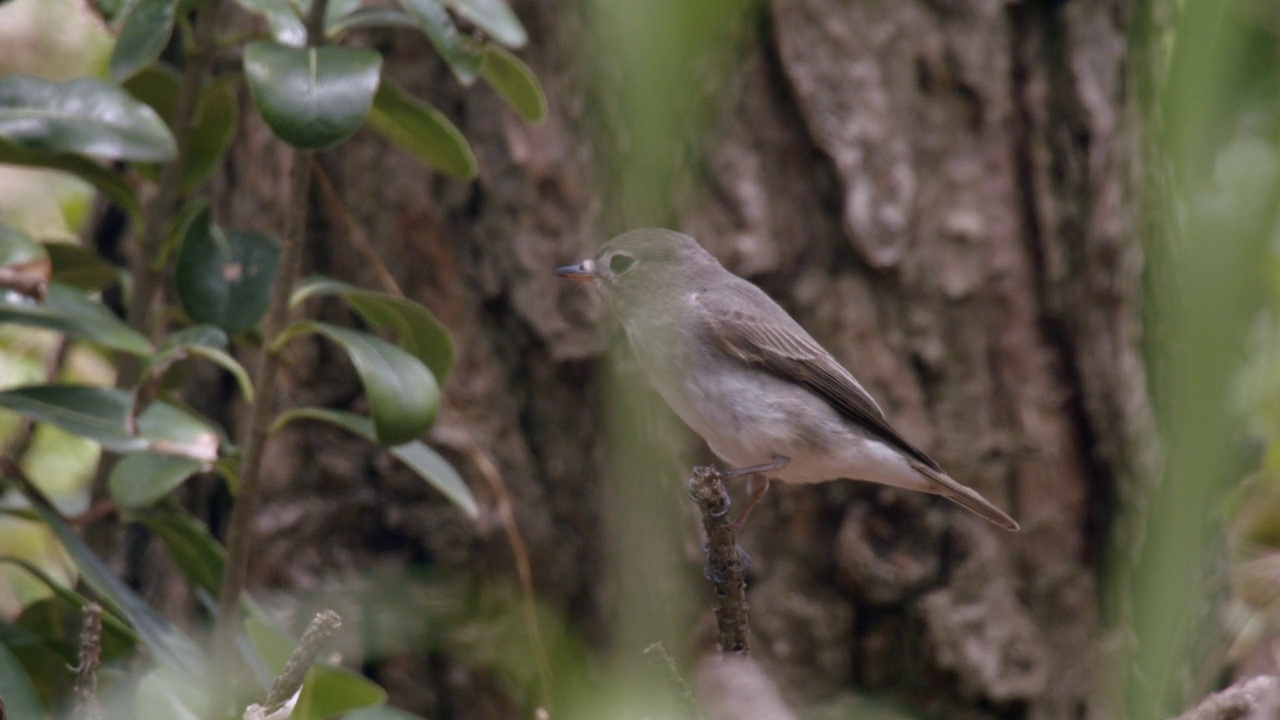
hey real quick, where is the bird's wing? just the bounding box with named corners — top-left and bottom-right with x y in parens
top-left (701, 285), bottom-right (944, 474)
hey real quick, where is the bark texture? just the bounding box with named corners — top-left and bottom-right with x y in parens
top-left (204, 0), bottom-right (1149, 717)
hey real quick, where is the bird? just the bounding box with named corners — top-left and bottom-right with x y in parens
top-left (555, 228), bottom-right (1019, 531)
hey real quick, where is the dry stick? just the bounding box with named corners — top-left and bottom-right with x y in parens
top-left (73, 603), bottom-right (104, 720)
top-left (310, 161), bottom-right (403, 297)
top-left (311, 162), bottom-right (554, 706)
top-left (688, 465), bottom-right (750, 654)
top-left (243, 610), bottom-right (343, 719)
top-left (211, 0), bottom-right (327, 696)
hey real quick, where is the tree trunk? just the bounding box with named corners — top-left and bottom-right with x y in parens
top-left (206, 0), bottom-right (1149, 717)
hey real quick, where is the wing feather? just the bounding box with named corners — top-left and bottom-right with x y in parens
top-left (701, 285), bottom-right (944, 474)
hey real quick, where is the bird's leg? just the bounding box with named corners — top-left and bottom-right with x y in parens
top-left (734, 476), bottom-right (771, 532)
top-left (720, 456), bottom-right (789, 481)
top-left (717, 456), bottom-right (787, 530)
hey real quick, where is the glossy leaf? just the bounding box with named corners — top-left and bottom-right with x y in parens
top-left (0, 282), bottom-right (151, 356)
top-left (0, 76), bottom-right (176, 161)
top-left (327, 7), bottom-right (418, 36)
top-left (0, 639), bottom-right (43, 720)
top-left (244, 41), bottom-right (382, 150)
top-left (44, 242), bottom-right (119, 292)
top-left (398, 0), bottom-right (484, 83)
top-left (109, 453), bottom-right (204, 508)
top-left (0, 385), bottom-right (141, 452)
top-left (272, 408), bottom-right (476, 517)
top-left (292, 276), bottom-right (454, 381)
top-left (0, 139), bottom-right (141, 217)
top-left (110, 0), bottom-right (178, 81)
top-left (0, 385), bottom-right (220, 458)
top-left (143, 325), bottom-right (255, 401)
top-left (274, 323), bottom-right (439, 444)
top-left (0, 224), bottom-right (50, 298)
top-left (445, 0), bottom-right (526, 48)
top-left (9, 476), bottom-right (208, 680)
top-left (175, 207), bottom-right (280, 334)
top-left (368, 80), bottom-right (477, 178)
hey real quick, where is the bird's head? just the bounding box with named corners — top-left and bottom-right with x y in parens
top-left (555, 228), bottom-right (717, 316)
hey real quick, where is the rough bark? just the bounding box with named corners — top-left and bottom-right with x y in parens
top-left (198, 0), bottom-right (1149, 717)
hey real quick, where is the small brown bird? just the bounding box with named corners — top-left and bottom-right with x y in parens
top-left (556, 228), bottom-right (1018, 531)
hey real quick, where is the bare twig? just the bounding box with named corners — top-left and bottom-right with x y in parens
top-left (310, 161), bottom-right (403, 297)
top-left (242, 610), bottom-right (343, 720)
top-left (73, 603), bottom-right (104, 720)
top-left (441, 409), bottom-right (553, 708)
top-left (688, 465), bottom-right (750, 654)
top-left (1172, 675), bottom-right (1280, 720)
top-left (212, 0), bottom-right (328, 697)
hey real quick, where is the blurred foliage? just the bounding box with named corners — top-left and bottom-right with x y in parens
top-left (0, 0), bottom-right (544, 716)
top-left (1129, 0), bottom-right (1280, 716)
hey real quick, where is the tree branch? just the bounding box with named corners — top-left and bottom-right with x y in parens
top-left (212, 0), bottom-right (328, 697)
top-left (1172, 676), bottom-right (1280, 720)
top-left (688, 465), bottom-right (750, 654)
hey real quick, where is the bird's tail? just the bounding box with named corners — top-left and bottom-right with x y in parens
top-left (909, 461), bottom-right (1020, 531)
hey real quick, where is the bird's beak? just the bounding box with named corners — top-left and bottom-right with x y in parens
top-left (554, 258), bottom-right (596, 282)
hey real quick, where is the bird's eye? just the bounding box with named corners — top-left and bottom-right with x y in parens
top-left (609, 253), bottom-right (636, 275)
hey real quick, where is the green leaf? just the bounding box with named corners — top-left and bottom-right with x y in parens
top-left (291, 276), bottom-right (454, 381)
top-left (0, 385), bottom-right (220, 458)
top-left (244, 41), bottom-right (382, 150)
top-left (0, 75), bottom-right (176, 161)
top-left (272, 408), bottom-right (476, 518)
top-left (273, 323), bottom-right (439, 445)
top-left (43, 242), bottom-right (119, 292)
top-left (481, 45), bottom-right (546, 123)
top-left (0, 639), bottom-right (44, 720)
top-left (174, 207), bottom-right (281, 334)
top-left (345, 707), bottom-right (429, 720)
top-left (0, 282), bottom-right (152, 356)
top-left (243, 610), bottom-right (386, 720)
top-left (368, 80), bottom-right (477, 178)
top-left (0, 385), bottom-right (141, 452)
top-left (0, 223), bottom-right (48, 269)
top-left (232, 0), bottom-right (306, 46)
top-left (444, 0), bottom-right (526, 48)
top-left (397, 0), bottom-right (484, 83)
top-left (143, 325), bottom-right (255, 401)
top-left (109, 452), bottom-right (204, 508)
top-left (125, 68), bottom-right (239, 189)
top-left (183, 77), bottom-right (239, 189)
top-left (135, 401), bottom-right (223, 460)
top-left (110, 0), bottom-right (178, 82)
top-left (296, 664), bottom-right (387, 720)
top-left (141, 511), bottom-right (224, 595)
top-left (326, 7), bottom-right (418, 36)
top-left (7, 475), bottom-right (208, 681)
top-left (0, 139), bottom-right (141, 218)
top-left (0, 558), bottom-right (138, 648)
top-left (0, 223), bottom-right (50, 298)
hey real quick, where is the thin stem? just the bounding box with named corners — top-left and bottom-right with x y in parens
top-left (125, 0), bottom-right (224, 364)
top-left (210, 0), bottom-right (328, 701)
